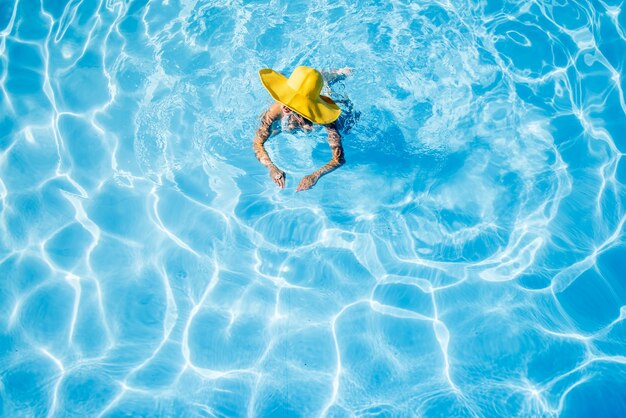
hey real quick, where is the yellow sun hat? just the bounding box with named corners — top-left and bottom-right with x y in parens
top-left (259, 66), bottom-right (341, 125)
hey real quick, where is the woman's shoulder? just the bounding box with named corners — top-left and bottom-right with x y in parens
top-left (259, 102), bottom-right (282, 124)
top-left (267, 102), bottom-right (282, 117)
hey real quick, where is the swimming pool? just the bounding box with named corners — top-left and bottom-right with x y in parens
top-left (1, 0), bottom-right (625, 416)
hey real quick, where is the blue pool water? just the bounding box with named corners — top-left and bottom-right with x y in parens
top-left (1, 0), bottom-right (626, 416)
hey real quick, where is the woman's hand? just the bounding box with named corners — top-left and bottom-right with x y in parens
top-left (269, 166), bottom-right (285, 189)
top-left (296, 174), bottom-right (319, 192)
top-left (336, 67), bottom-right (353, 76)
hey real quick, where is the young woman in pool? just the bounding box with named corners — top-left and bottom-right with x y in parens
top-left (253, 66), bottom-right (351, 192)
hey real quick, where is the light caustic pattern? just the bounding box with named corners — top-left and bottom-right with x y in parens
top-left (1, 0), bottom-right (626, 416)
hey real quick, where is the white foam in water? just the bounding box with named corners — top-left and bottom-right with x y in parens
top-left (1, 0), bottom-right (625, 416)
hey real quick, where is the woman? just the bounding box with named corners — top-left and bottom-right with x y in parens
top-left (253, 66), bottom-right (351, 192)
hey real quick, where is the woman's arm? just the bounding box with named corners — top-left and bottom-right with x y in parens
top-left (253, 103), bottom-right (285, 188)
top-left (296, 123), bottom-right (345, 192)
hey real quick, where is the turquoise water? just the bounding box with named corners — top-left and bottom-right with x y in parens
top-left (1, 0), bottom-right (626, 416)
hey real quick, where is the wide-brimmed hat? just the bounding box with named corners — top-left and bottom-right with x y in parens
top-left (259, 66), bottom-right (341, 125)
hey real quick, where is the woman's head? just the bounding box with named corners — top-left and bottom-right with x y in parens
top-left (282, 103), bottom-right (313, 128)
top-left (259, 66), bottom-right (341, 124)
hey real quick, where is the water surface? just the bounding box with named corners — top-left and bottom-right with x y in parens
top-left (1, 0), bottom-right (626, 416)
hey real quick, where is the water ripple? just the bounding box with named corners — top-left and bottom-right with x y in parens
top-left (1, 0), bottom-right (625, 416)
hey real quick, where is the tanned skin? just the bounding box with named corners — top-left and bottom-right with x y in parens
top-left (252, 101), bottom-right (345, 192)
